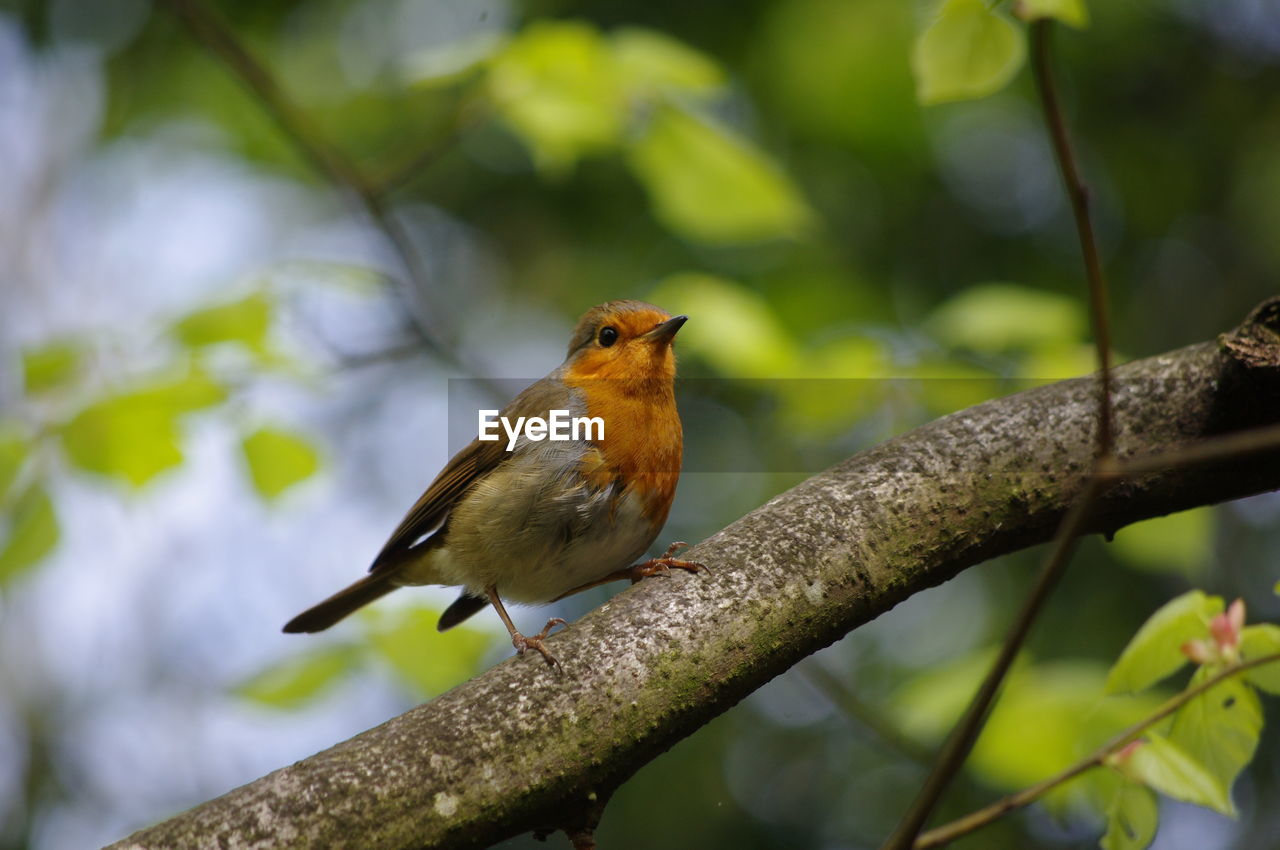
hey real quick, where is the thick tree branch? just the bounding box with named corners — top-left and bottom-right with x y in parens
top-left (109, 300), bottom-right (1280, 850)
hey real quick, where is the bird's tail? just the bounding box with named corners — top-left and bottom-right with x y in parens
top-left (282, 572), bottom-right (398, 633)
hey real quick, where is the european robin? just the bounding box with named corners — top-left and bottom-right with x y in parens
top-left (283, 300), bottom-right (703, 666)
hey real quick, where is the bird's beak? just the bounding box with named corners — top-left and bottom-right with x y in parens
top-left (643, 315), bottom-right (688, 346)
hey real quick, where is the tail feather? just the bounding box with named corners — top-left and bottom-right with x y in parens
top-left (437, 592), bottom-right (489, 632)
top-left (283, 572), bottom-right (398, 633)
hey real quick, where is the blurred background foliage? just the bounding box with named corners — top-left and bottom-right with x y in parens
top-left (1, 0), bottom-right (1280, 848)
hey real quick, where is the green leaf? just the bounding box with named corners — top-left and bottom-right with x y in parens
top-left (173, 293), bottom-right (271, 353)
top-left (1101, 782), bottom-right (1158, 850)
top-left (1126, 733), bottom-right (1232, 815)
top-left (60, 370), bottom-right (226, 487)
top-left (892, 647), bottom-right (1030, 742)
top-left (1111, 508), bottom-right (1214, 576)
top-left (0, 428), bottom-right (27, 501)
top-left (0, 482), bottom-right (59, 585)
top-left (912, 0), bottom-right (1027, 106)
top-left (1239, 624), bottom-right (1280, 694)
top-left (241, 428), bottom-right (321, 501)
top-left (365, 607), bottom-right (491, 698)
top-left (486, 20), bottom-right (627, 174)
top-left (62, 398), bottom-right (183, 486)
top-left (647, 273), bottom-right (799, 377)
top-left (235, 646), bottom-right (357, 709)
top-left (971, 663), bottom-right (1158, 809)
top-left (928, 283), bottom-right (1085, 354)
top-left (1018, 0), bottom-right (1090, 28)
top-left (135, 369), bottom-right (227, 414)
top-left (22, 342), bottom-right (82, 394)
top-left (1167, 665), bottom-right (1262, 814)
top-left (892, 651), bottom-right (1162, 814)
top-left (628, 105), bottom-right (812, 245)
top-left (1105, 591), bottom-right (1223, 695)
top-left (611, 27), bottom-right (724, 96)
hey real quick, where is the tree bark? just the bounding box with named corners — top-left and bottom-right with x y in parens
top-left (109, 299), bottom-right (1280, 850)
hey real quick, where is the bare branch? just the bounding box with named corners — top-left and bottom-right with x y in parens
top-left (106, 301), bottom-right (1280, 850)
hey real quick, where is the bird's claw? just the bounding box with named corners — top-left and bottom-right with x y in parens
top-left (627, 542), bottom-right (708, 584)
top-left (513, 617), bottom-right (568, 668)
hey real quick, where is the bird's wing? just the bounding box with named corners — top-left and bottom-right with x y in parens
top-left (369, 373), bottom-right (572, 571)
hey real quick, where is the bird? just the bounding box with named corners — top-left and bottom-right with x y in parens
top-left (283, 300), bottom-right (703, 666)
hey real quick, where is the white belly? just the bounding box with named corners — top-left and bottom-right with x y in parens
top-left (399, 446), bottom-right (660, 603)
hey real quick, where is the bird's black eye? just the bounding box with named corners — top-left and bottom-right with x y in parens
top-left (598, 326), bottom-right (619, 347)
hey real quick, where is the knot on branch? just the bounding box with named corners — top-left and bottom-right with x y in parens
top-left (1220, 296), bottom-right (1280, 370)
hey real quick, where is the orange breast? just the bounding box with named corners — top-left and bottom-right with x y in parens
top-left (570, 379), bottom-right (682, 525)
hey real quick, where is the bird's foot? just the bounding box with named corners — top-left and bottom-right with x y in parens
top-left (512, 617), bottom-right (568, 668)
top-left (627, 542), bottom-right (707, 584)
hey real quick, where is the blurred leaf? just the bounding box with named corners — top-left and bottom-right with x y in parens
top-left (22, 342), bottom-right (82, 394)
top-left (365, 607), bottom-right (491, 697)
top-left (1111, 508), bottom-right (1214, 576)
top-left (60, 369), bottom-right (225, 487)
top-left (909, 360), bottom-right (1004, 417)
top-left (1019, 0), bottom-right (1090, 28)
top-left (912, 0), bottom-right (1026, 106)
top-left (973, 664), bottom-right (1156, 809)
top-left (1101, 782), bottom-right (1158, 850)
top-left (929, 283), bottom-right (1085, 354)
top-left (1105, 591), bottom-right (1223, 695)
top-left (1168, 665), bottom-right (1261, 814)
top-left (62, 399), bottom-right (183, 486)
top-left (242, 428), bottom-right (321, 501)
top-left (0, 482), bottom-right (59, 585)
top-left (758, 0), bottom-right (925, 156)
top-left (173, 293), bottom-right (271, 353)
top-left (235, 646), bottom-right (358, 709)
top-left (893, 647), bottom-right (1030, 741)
top-left (1020, 342), bottom-right (1101, 383)
top-left (1127, 733), bottom-right (1232, 815)
top-left (781, 337), bottom-right (888, 433)
top-left (895, 651), bottom-right (1160, 812)
top-left (611, 27), bottom-right (724, 96)
top-left (1240, 624), bottom-right (1280, 694)
top-left (628, 105), bottom-right (812, 245)
top-left (0, 428), bottom-right (27, 500)
top-left (648, 273), bottom-right (799, 377)
top-left (487, 20), bottom-right (626, 174)
top-left (136, 369), bottom-right (227, 414)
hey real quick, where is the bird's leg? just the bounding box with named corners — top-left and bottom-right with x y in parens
top-left (485, 585), bottom-right (565, 668)
top-left (550, 542), bottom-right (707, 602)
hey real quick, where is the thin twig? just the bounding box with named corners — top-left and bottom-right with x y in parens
top-left (158, 0), bottom-right (368, 194)
top-left (880, 20), bottom-right (1118, 850)
top-left (158, 0), bottom-right (457, 360)
top-left (1032, 20), bottom-right (1114, 458)
top-left (373, 97), bottom-right (486, 196)
top-left (1113, 422), bottom-right (1280, 478)
top-left (915, 651), bottom-right (1280, 849)
top-left (878, 474), bottom-right (1105, 850)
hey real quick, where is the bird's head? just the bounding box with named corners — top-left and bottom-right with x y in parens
top-left (563, 300), bottom-right (686, 388)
